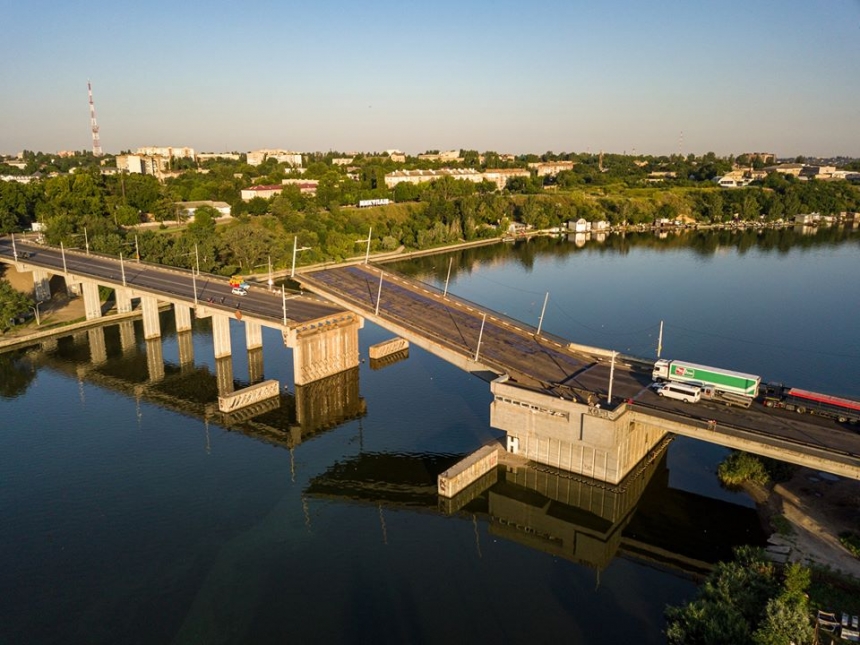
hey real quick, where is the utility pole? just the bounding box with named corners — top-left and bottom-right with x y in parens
top-left (536, 292), bottom-right (549, 336)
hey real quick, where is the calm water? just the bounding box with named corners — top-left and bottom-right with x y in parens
top-left (1, 225), bottom-right (858, 644)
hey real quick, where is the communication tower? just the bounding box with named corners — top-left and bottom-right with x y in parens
top-left (88, 81), bottom-right (102, 157)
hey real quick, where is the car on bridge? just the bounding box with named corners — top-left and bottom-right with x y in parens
top-left (231, 287), bottom-right (247, 296)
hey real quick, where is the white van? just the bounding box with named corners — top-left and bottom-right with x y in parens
top-left (657, 382), bottom-right (701, 403)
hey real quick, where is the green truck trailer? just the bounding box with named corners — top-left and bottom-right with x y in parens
top-left (652, 359), bottom-right (761, 405)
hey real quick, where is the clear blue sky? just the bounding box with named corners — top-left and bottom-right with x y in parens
top-left (3, 0), bottom-right (859, 157)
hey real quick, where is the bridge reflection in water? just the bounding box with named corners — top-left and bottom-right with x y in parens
top-left (17, 312), bottom-right (366, 448)
top-left (306, 443), bottom-right (767, 578)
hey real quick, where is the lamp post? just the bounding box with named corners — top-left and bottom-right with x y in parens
top-left (30, 301), bottom-right (42, 326)
top-left (11, 233), bottom-right (17, 260)
top-left (135, 234), bottom-right (140, 263)
top-left (356, 227), bottom-right (372, 265)
top-left (291, 237), bottom-right (310, 278)
top-left (119, 253), bottom-right (127, 287)
top-left (536, 291), bottom-right (549, 336)
top-left (71, 229), bottom-right (90, 255)
top-left (60, 241), bottom-right (68, 274)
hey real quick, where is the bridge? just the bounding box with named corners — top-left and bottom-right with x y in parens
top-left (0, 237), bottom-right (363, 393)
top-left (3, 237), bottom-right (859, 483)
top-left (294, 264), bottom-right (860, 483)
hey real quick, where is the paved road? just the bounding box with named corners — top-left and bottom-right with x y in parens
top-left (0, 238), bottom-right (343, 326)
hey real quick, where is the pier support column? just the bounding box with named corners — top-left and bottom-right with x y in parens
top-left (245, 320), bottom-right (262, 350)
top-left (115, 287), bottom-right (134, 314)
top-left (141, 296), bottom-right (161, 340)
top-left (284, 313), bottom-right (362, 385)
top-left (215, 356), bottom-right (234, 397)
top-left (177, 330), bottom-right (195, 372)
top-left (32, 268), bottom-right (51, 302)
top-left (88, 327), bottom-right (107, 366)
top-left (248, 347), bottom-right (264, 384)
top-left (81, 281), bottom-right (102, 320)
top-left (212, 313), bottom-right (232, 359)
top-left (146, 338), bottom-right (164, 383)
top-left (174, 303), bottom-right (192, 333)
top-left (119, 320), bottom-right (137, 354)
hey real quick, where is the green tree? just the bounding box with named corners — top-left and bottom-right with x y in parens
top-left (0, 280), bottom-right (32, 332)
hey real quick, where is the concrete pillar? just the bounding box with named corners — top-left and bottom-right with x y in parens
top-left (174, 303), bottom-right (192, 332)
top-left (119, 320), bottom-right (137, 354)
top-left (81, 281), bottom-right (102, 320)
top-left (177, 330), bottom-right (195, 371)
top-left (248, 346), bottom-right (264, 384)
top-left (215, 356), bottom-right (234, 397)
top-left (88, 327), bottom-right (107, 366)
top-left (141, 296), bottom-right (161, 340)
top-left (245, 320), bottom-right (262, 350)
top-left (115, 287), bottom-right (134, 314)
top-left (212, 313), bottom-right (232, 359)
top-left (32, 268), bottom-right (51, 302)
top-left (146, 338), bottom-right (164, 383)
top-left (284, 314), bottom-right (362, 385)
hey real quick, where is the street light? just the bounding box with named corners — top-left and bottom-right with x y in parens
top-left (71, 228), bottom-right (89, 255)
top-left (356, 227), bottom-right (372, 265)
top-left (254, 256), bottom-right (274, 291)
top-left (11, 233), bottom-right (17, 260)
top-left (60, 241), bottom-right (68, 274)
top-left (291, 236), bottom-right (310, 278)
top-left (29, 301), bottom-right (43, 326)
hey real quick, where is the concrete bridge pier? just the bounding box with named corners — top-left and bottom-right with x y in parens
top-left (115, 287), bottom-right (134, 314)
top-left (215, 356), bottom-right (234, 397)
top-left (211, 313), bottom-right (232, 359)
top-left (141, 296), bottom-right (161, 340)
top-left (284, 313), bottom-right (362, 385)
top-left (81, 281), bottom-right (102, 320)
top-left (490, 378), bottom-right (669, 485)
top-left (119, 320), bottom-right (137, 355)
top-left (146, 338), bottom-right (165, 383)
top-left (245, 321), bottom-right (262, 350)
top-left (174, 303), bottom-right (192, 333)
top-left (32, 268), bottom-right (52, 302)
top-left (177, 330), bottom-right (195, 373)
top-left (88, 327), bottom-right (108, 366)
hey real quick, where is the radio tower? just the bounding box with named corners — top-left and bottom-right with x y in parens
top-left (88, 81), bottom-right (103, 157)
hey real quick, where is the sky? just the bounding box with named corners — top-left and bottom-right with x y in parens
top-left (2, 0), bottom-right (859, 158)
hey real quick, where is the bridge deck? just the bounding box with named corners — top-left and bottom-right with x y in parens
top-left (298, 264), bottom-right (651, 402)
top-left (298, 264), bottom-right (860, 475)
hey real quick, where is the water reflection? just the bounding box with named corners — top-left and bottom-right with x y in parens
top-left (7, 314), bottom-right (366, 446)
top-left (307, 441), bottom-right (766, 579)
top-left (388, 225), bottom-right (859, 283)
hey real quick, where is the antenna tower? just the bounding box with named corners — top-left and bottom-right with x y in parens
top-left (88, 81), bottom-right (102, 157)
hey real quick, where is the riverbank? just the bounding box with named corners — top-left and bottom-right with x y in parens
top-left (746, 468), bottom-right (860, 579)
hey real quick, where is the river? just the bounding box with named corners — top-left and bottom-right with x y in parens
top-left (1, 225), bottom-right (858, 644)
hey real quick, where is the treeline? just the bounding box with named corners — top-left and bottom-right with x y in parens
top-left (1, 152), bottom-right (859, 277)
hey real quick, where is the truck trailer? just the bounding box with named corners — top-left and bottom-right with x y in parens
top-left (653, 359), bottom-right (761, 406)
top-left (762, 383), bottom-right (860, 424)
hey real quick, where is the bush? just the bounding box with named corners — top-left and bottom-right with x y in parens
top-left (718, 451), bottom-right (770, 487)
top-left (839, 531), bottom-right (860, 558)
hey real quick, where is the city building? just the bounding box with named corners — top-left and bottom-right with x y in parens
top-left (240, 185), bottom-right (284, 201)
top-left (197, 153), bottom-right (241, 162)
top-left (174, 201), bottom-right (232, 219)
top-left (528, 161), bottom-right (575, 176)
top-left (384, 168), bottom-right (483, 189)
top-left (482, 168), bottom-right (530, 190)
top-left (246, 149), bottom-right (303, 167)
top-left (136, 146), bottom-right (196, 161)
top-left (416, 150), bottom-right (461, 162)
top-left (282, 178), bottom-right (319, 195)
